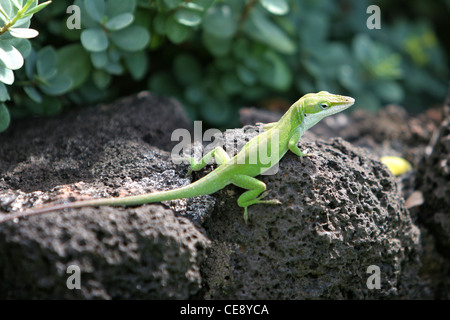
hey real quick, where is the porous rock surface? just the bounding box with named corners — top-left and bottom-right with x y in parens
top-left (0, 92), bottom-right (211, 299)
top-left (418, 103), bottom-right (450, 254)
top-left (0, 91), bottom-right (423, 299)
top-left (200, 130), bottom-right (421, 299)
top-left (415, 100), bottom-right (450, 298)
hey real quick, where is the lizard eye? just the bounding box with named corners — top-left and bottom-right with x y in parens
top-left (320, 103), bottom-right (329, 109)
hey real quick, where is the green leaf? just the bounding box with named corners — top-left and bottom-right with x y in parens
top-left (174, 7), bottom-right (203, 27)
top-left (37, 44), bottom-right (90, 96)
top-left (353, 34), bottom-right (373, 64)
top-left (166, 15), bottom-right (191, 44)
top-left (73, 0), bottom-right (97, 28)
top-left (36, 46), bottom-right (57, 80)
top-left (260, 50), bottom-right (292, 91)
top-left (14, 15), bottom-right (32, 28)
top-left (153, 14), bottom-right (166, 35)
top-left (105, 13), bottom-right (134, 31)
top-left (90, 51), bottom-right (108, 69)
top-left (244, 9), bottom-right (296, 54)
top-left (374, 80), bottom-right (404, 103)
top-left (25, 95), bottom-right (62, 116)
top-left (55, 44), bottom-right (91, 91)
top-left (92, 69), bottom-right (111, 89)
top-left (105, 0), bottom-right (136, 17)
top-left (84, 0), bottom-right (105, 23)
top-left (260, 0), bottom-right (289, 15)
top-left (338, 65), bottom-right (362, 92)
top-left (124, 51), bottom-right (148, 80)
top-left (108, 48), bottom-right (120, 62)
top-left (0, 0), bottom-right (13, 24)
top-left (163, 0), bottom-right (183, 10)
top-left (180, 2), bottom-right (204, 11)
top-left (24, 48), bottom-right (35, 78)
top-left (303, 57), bottom-right (321, 77)
top-left (24, 85), bottom-right (42, 103)
top-left (202, 31), bottom-right (231, 56)
top-left (236, 65), bottom-right (256, 85)
top-left (40, 74), bottom-right (72, 95)
top-left (104, 61), bottom-right (123, 75)
top-left (0, 41), bottom-right (24, 70)
top-left (9, 28), bottom-right (39, 38)
top-left (10, 0), bottom-right (21, 10)
top-left (23, 0), bottom-right (51, 17)
top-left (0, 65), bottom-right (15, 85)
top-left (110, 25), bottom-right (150, 51)
top-left (192, 0), bottom-right (215, 10)
top-left (203, 3), bottom-right (238, 38)
top-left (0, 103), bottom-right (10, 132)
top-left (0, 82), bottom-right (10, 101)
top-left (12, 38), bottom-right (31, 59)
top-left (81, 28), bottom-right (109, 52)
top-left (200, 97), bottom-right (232, 126)
top-left (21, 0), bottom-right (36, 13)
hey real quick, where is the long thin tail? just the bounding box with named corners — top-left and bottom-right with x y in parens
top-left (0, 175), bottom-right (222, 224)
top-left (0, 201), bottom-right (102, 224)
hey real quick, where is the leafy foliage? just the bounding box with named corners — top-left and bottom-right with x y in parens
top-left (0, 0), bottom-right (50, 129)
top-left (0, 0), bottom-right (448, 132)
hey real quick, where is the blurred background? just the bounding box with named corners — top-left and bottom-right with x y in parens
top-left (0, 0), bottom-right (448, 131)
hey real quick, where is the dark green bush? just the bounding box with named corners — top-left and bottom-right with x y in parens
top-left (0, 0), bottom-right (448, 132)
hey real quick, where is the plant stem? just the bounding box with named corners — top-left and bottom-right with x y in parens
top-left (0, 0), bottom-right (35, 35)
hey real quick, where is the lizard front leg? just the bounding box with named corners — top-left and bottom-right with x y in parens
top-left (288, 129), bottom-right (310, 158)
top-left (188, 146), bottom-right (230, 173)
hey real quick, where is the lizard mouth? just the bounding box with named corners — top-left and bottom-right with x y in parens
top-left (330, 98), bottom-right (355, 114)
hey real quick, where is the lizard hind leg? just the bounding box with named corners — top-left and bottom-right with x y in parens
top-left (232, 175), bottom-right (281, 223)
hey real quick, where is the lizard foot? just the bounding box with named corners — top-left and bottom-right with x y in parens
top-left (299, 149), bottom-right (314, 158)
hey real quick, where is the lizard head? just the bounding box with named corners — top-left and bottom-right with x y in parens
top-left (299, 91), bottom-right (355, 130)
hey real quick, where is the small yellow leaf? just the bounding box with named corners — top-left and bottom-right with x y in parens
top-left (380, 156), bottom-right (412, 176)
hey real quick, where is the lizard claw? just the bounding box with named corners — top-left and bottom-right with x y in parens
top-left (299, 149), bottom-right (314, 158)
top-left (243, 207), bottom-right (249, 224)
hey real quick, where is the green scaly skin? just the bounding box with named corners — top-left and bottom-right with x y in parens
top-left (0, 92), bottom-right (355, 224)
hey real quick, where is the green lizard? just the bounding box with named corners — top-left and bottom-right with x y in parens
top-left (0, 91), bottom-right (354, 224)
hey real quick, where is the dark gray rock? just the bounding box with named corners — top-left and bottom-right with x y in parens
top-left (0, 206), bottom-right (210, 299)
top-left (239, 98), bottom-right (450, 299)
top-left (0, 92), bottom-right (192, 193)
top-left (416, 101), bottom-right (450, 299)
top-left (418, 104), bottom-right (450, 254)
top-left (200, 130), bottom-right (421, 299)
top-left (0, 92), bottom-right (211, 299)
